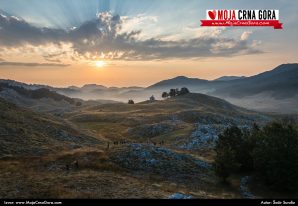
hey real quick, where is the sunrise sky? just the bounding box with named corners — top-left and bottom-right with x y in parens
top-left (0, 0), bottom-right (297, 87)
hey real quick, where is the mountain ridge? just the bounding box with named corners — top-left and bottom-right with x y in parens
top-left (1, 63), bottom-right (297, 113)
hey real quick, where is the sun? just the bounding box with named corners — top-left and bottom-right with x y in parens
top-left (95, 61), bottom-right (106, 68)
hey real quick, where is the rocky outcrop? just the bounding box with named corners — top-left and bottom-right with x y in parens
top-left (179, 122), bottom-right (251, 150)
top-left (109, 144), bottom-right (211, 181)
top-left (128, 121), bottom-right (184, 138)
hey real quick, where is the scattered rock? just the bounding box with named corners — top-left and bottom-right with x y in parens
top-left (128, 121), bottom-right (184, 138)
top-left (179, 123), bottom-right (251, 150)
top-left (240, 176), bottom-right (255, 199)
top-left (110, 144), bottom-right (211, 180)
top-left (168, 193), bottom-right (193, 199)
top-left (152, 183), bottom-right (162, 188)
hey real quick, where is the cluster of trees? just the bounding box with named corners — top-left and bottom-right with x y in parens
top-left (214, 122), bottom-right (298, 192)
top-left (162, 87), bottom-right (190, 98)
top-left (128, 99), bottom-right (135, 104)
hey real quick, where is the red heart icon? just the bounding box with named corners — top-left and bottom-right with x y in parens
top-left (208, 10), bottom-right (216, 20)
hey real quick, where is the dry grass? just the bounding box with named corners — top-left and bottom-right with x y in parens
top-left (0, 145), bottom-right (243, 199)
top-left (0, 94), bottom-right (274, 199)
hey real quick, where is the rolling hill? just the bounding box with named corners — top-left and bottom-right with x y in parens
top-left (0, 90), bottom-right (285, 199)
top-left (67, 92), bottom-right (269, 146)
top-left (0, 81), bottom-right (83, 114)
top-left (0, 98), bottom-right (101, 158)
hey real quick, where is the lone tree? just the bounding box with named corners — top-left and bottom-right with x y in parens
top-left (179, 87), bottom-right (190, 95)
top-left (128, 99), bottom-right (135, 104)
top-left (162, 92), bottom-right (169, 99)
top-left (169, 89), bottom-right (177, 97)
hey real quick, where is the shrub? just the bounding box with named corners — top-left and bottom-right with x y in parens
top-left (214, 126), bottom-right (243, 181)
top-left (128, 99), bottom-right (135, 104)
top-left (253, 122), bottom-right (298, 191)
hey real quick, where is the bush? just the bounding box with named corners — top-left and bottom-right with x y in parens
top-left (162, 87), bottom-right (190, 98)
top-left (214, 145), bottom-right (238, 182)
top-left (215, 122), bottom-right (298, 192)
top-left (214, 126), bottom-right (243, 182)
top-left (162, 92), bottom-right (169, 99)
top-left (169, 89), bottom-right (177, 97)
top-left (179, 87), bottom-right (190, 95)
top-left (128, 99), bottom-right (135, 104)
top-left (253, 122), bottom-right (298, 191)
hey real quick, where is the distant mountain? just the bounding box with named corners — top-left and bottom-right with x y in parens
top-left (1, 63), bottom-right (297, 113)
top-left (212, 64), bottom-right (298, 99)
top-left (148, 64), bottom-right (298, 99)
top-left (214, 76), bottom-right (246, 81)
top-left (81, 84), bottom-right (107, 91)
top-left (142, 64), bottom-right (298, 113)
top-left (208, 64), bottom-right (298, 113)
top-left (147, 76), bottom-right (208, 89)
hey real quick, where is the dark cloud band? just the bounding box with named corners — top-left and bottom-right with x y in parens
top-left (0, 61), bottom-right (70, 67)
top-left (0, 12), bottom-right (262, 61)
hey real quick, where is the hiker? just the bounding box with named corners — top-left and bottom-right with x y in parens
top-left (72, 160), bottom-right (79, 169)
top-left (107, 142), bottom-right (110, 150)
top-left (65, 164), bottom-right (69, 171)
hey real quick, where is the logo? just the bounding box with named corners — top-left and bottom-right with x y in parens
top-left (201, 10), bottom-right (283, 29)
top-left (208, 10), bottom-right (216, 20)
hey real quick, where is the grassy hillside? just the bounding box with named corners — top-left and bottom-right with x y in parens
top-left (0, 98), bottom-right (102, 157)
top-left (2, 93), bottom-right (288, 199)
top-left (66, 93), bottom-right (269, 147)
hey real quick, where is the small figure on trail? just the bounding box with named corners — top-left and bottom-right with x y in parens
top-left (73, 160), bottom-right (79, 169)
top-left (149, 95), bottom-right (155, 101)
top-left (107, 142), bottom-right (110, 150)
top-left (65, 164), bottom-right (70, 171)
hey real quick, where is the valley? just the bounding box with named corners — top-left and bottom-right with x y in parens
top-left (0, 91), bottom-right (290, 199)
top-left (0, 64), bottom-right (297, 199)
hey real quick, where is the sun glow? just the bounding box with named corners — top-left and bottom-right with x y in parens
top-left (95, 61), bottom-right (106, 68)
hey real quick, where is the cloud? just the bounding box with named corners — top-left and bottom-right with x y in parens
top-left (43, 58), bottom-right (62, 63)
top-left (0, 61), bottom-right (70, 67)
top-left (43, 51), bottom-right (67, 59)
top-left (240, 31), bottom-right (253, 41)
top-left (42, 51), bottom-right (67, 63)
top-left (0, 14), bottom-right (66, 47)
top-left (0, 12), bottom-right (262, 61)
